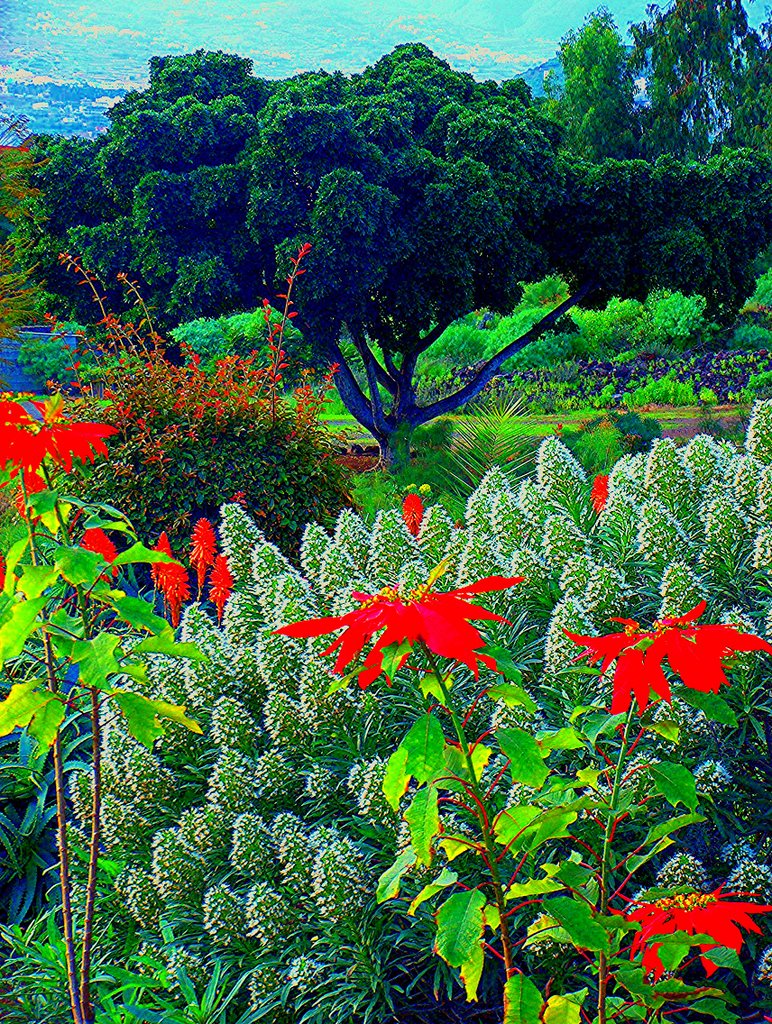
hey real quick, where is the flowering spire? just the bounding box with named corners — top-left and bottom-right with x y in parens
top-left (190, 518), bottom-right (218, 597)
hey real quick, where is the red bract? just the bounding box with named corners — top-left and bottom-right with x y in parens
top-left (566, 601), bottom-right (772, 715)
top-left (190, 518), bottom-right (217, 595)
top-left (623, 889), bottom-right (772, 979)
top-left (591, 473), bottom-right (609, 512)
top-left (0, 397), bottom-right (116, 475)
top-left (402, 493), bottom-right (424, 537)
top-left (81, 528), bottom-right (118, 578)
top-left (8, 470), bottom-right (46, 520)
top-left (209, 554), bottom-right (233, 624)
top-left (276, 574), bottom-right (523, 689)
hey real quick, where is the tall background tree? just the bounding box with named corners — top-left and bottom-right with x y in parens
top-left (547, 8), bottom-right (638, 161)
top-left (631, 0), bottom-right (764, 159)
top-left (0, 112), bottom-right (37, 341)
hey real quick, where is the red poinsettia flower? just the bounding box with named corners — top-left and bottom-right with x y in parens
top-left (0, 396), bottom-right (116, 475)
top-left (624, 888), bottom-right (772, 980)
top-left (190, 518), bottom-right (217, 595)
top-left (402, 493), bottom-right (424, 537)
top-left (275, 573), bottom-right (523, 689)
top-left (566, 601), bottom-right (772, 715)
top-left (591, 473), bottom-right (609, 512)
top-left (81, 528), bottom-right (118, 578)
top-left (209, 554), bottom-right (233, 624)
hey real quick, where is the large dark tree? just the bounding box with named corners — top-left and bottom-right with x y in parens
top-left (20, 44), bottom-right (772, 461)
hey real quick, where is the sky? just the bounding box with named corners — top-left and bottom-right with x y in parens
top-left (0, 0), bottom-right (767, 91)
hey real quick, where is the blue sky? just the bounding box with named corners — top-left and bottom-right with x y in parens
top-left (0, 0), bottom-right (767, 89)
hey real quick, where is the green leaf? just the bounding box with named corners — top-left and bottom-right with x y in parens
top-left (27, 697), bottom-right (65, 748)
top-left (111, 596), bottom-right (170, 636)
top-left (486, 645), bottom-right (523, 683)
top-left (112, 691), bottom-right (201, 748)
top-left (0, 680), bottom-right (53, 736)
top-left (112, 543), bottom-right (178, 567)
top-left (132, 630), bottom-right (206, 661)
top-left (404, 785), bottom-right (440, 867)
top-left (547, 897), bottom-right (610, 953)
top-left (408, 869), bottom-right (457, 916)
top-left (54, 545), bottom-right (104, 586)
top-left (527, 807), bottom-right (578, 851)
top-left (383, 745), bottom-right (410, 812)
top-left (379, 639), bottom-right (412, 681)
top-left (650, 762), bottom-right (698, 812)
top-left (503, 974), bottom-right (543, 1024)
top-left (645, 812), bottom-right (705, 846)
top-left (494, 805), bottom-right (541, 846)
top-left (0, 596), bottom-right (47, 663)
top-left (647, 718), bottom-right (680, 743)
top-left (498, 727), bottom-right (548, 788)
top-left (487, 682), bottom-right (536, 712)
top-left (434, 889), bottom-right (486, 968)
top-left (460, 940), bottom-right (484, 1002)
top-left (673, 686), bottom-right (738, 727)
top-left (3, 537), bottom-right (29, 594)
top-left (543, 992), bottom-right (585, 1024)
top-left (700, 945), bottom-right (746, 979)
top-left (538, 727), bottom-right (585, 753)
top-left (689, 997), bottom-right (738, 1022)
top-left (402, 714), bottom-right (446, 783)
top-left (376, 850), bottom-right (416, 902)
top-left (71, 634), bottom-right (123, 690)
top-left (17, 565), bottom-right (59, 599)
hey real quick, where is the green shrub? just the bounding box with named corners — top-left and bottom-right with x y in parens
top-left (82, 353), bottom-right (347, 553)
top-left (97, 403), bottom-right (772, 1021)
top-left (570, 296), bottom-right (646, 356)
top-left (644, 289), bottom-right (709, 350)
top-left (750, 267), bottom-right (772, 307)
top-left (16, 333), bottom-right (78, 388)
top-left (728, 322), bottom-right (772, 350)
top-left (623, 372), bottom-right (698, 408)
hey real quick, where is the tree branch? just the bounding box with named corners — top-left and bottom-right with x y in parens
top-left (412, 283), bottom-right (595, 425)
top-left (325, 337), bottom-right (377, 434)
top-left (350, 328), bottom-right (392, 436)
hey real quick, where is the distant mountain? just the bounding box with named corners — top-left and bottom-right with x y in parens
top-left (519, 56), bottom-right (563, 98)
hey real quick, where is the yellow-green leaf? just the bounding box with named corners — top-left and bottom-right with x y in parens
top-left (503, 974), bottom-right (543, 1024)
top-left (404, 784), bottom-right (440, 867)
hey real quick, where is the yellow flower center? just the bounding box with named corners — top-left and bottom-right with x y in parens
top-left (653, 892), bottom-right (717, 911)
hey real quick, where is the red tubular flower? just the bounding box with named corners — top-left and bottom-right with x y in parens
top-left (566, 601), bottom-right (772, 715)
top-left (190, 518), bottom-right (217, 595)
top-left (151, 532), bottom-right (173, 589)
top-left (160, 563), bottom-right (191, 628)
top-left (402, 493), bottom-right (424, 537)
top-left (276, 574), bottom-right (523, 689)
top-left (209, 554), bottom-right (233, 624)
top-left (81, 528), bottom-right (118, 578)
top-left (591, 473), bottom-right (609, 512)
top-left (624, 889), bottom-right (772, 979)
top-left (0, 396), bottom-right (116, 475)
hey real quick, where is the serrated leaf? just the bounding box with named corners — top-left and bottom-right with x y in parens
top-left (498, 727), bottom-right (548, 788)
top-left (111, 596), bottom-right (170, 635)
top-left (485, 645), bottom-right (523, 683)
top-left (547, 897), bottom-right (610, 953)
top-left (674, 686), bottom-right (738, 727)
top-left (408, 868), bottom-right (457, 916)
top-left (404, 785), bottom-right (440, 866)
top-left (503, 973), bottom-right (543, 1024)
top-left (112, 691), bottom-right (201, 748)
top-left (3, 537), bottom-right (29, 595)
top-left (650, 762), bottom-right (698, 812)
top-left (27, 697), bottom-right (65, 748)
top-left (487, 682), bottom-right (536, 712)
top-left (132, 631), bottom-right (206, 661)
top-left (383, 745), bottom-right (410, 812)
top-left (402, 714), bottom-right (446, 783)
top-left (54, 545), bottom-right (103, 586)
top-left (376, 849), bottom-right (416, 902)
top-left (0, 680), bottom-right (53, 736)
top-left (112, 543), bottom-right (178, 567)
top-left (543, 992), bottom-right (584, 1024)
top-left (538, 727), bottom-right (584, 753)
top-left (0, 596), bottom-right (47, 663)
top-left (71, 633), bottom-right (123, 690)
top-left (434, 889), bottom-right (486, 969)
